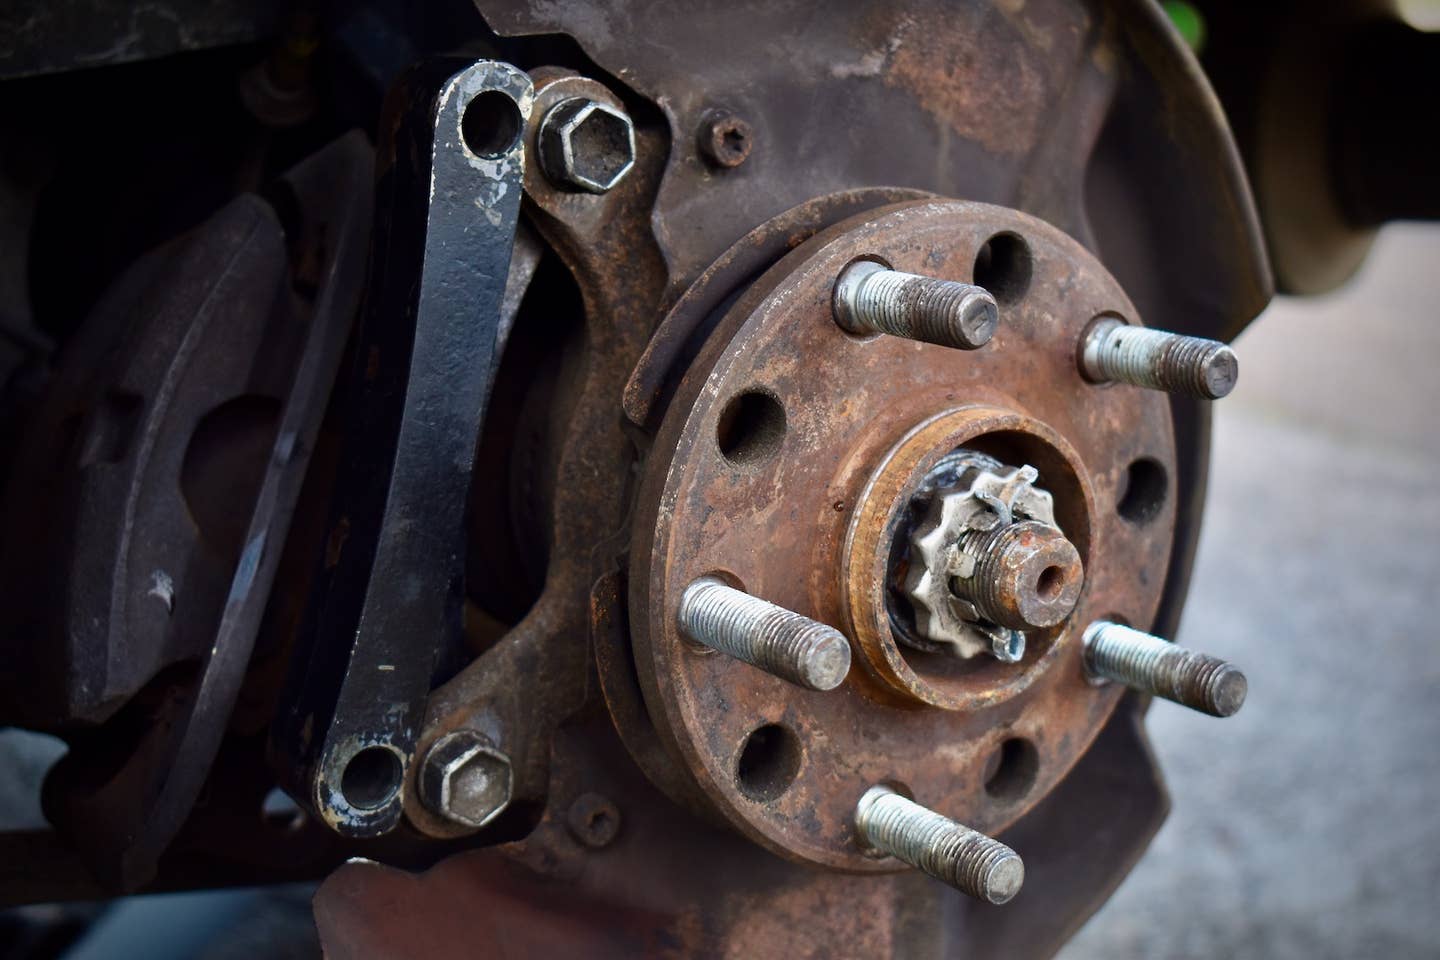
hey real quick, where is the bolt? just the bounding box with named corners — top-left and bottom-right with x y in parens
top-left (698, 110), bottom-right (753, 169)
top-left (538, 97), bottom-right (636, 194)
top-left (1082, 621), bottom-right (1248, 717)
top-left (678, 576), bottom-right (852, 691)
top-left (566, 792), bottom-right (622, 849)
top-left (855, 785), bottom-right (1024, 904)
top-left (952, 520), bottom-right (1084, 631)
top-left (1080, 317), bottom-right (1238, 399)
top-left (418, 731), bottom-right (515, 829)
top-left (833, 260), bottom-right (999, 349)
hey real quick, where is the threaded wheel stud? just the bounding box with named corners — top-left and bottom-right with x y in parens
top-left (834, 260), bottom-right (999, 350)
top-left (678, 577), bottom-right (852, 691)
top-left (1082, 620), bottom-right (1248, 717)
top-left (855, 785), bottom-right (1025, 904)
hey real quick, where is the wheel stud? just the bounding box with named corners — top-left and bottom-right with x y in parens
top-left (1080, 317), bottom-right (1238, 399)
top-left (833, 260), bottom-right (999, 350)
top-left (855, 785), bottom-right (1025, 904)
top-left (1082, 620), bottom-right (1248, 717)
top-left (678, 577), bottom-right (852, 691)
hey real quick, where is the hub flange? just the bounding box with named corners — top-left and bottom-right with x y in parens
top-left (629, 198), bottom-right (1178, 870)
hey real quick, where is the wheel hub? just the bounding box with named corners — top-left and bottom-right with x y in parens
top-left (630, 197), bottom-right (1178, 868)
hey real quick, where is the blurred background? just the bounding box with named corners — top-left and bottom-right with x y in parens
top-left (1064, 222), bottom-right (1440, 959)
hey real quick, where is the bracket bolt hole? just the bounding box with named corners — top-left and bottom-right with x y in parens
top-left (461, 90), bottom-right (522, 158)
top-left (340, 745), bottom-right (403, 811)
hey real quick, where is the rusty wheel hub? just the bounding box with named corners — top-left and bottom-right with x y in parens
top-left (631, 198), bottom-right (1177, 868)
top-left (1, 0), bottom-right (1290, 946)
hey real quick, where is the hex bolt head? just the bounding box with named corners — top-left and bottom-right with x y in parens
top-left (678, 576), bottom-right (852, 691)
top-left (538, 97), bottom-right (637, 194)
top-left (855, 786), bottom-right (1025, 905)
top-left (1082, 621), bottom-right (1248, 717)
top-left (952, 520), bottom-right (1084, 632)
top-left (418, 731), bottom-right (515, 829)
top-left (1080, 317), bottom-right (1239, 399)
top-left (834, 260), bottom-right (999, 350)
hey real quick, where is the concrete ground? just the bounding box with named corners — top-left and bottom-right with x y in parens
top-left (1061, 223), bottom-right (1440, 959)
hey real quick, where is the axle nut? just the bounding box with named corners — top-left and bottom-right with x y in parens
top-left (905, 452), bottom-right (1084, 659)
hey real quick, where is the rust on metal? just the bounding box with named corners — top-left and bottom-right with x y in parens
top-left (315, 690), bottom-right (1171, 959)
top-left (844, 405), bottom-right (1099, 709)
top-left (622, 187), bottom-right (934, 433)
top-left (401, 67), bottom-right (672, 839)
top-left (697, 110), bottom-right (754, 169)
top-left (629, 199), bottom-right (1176, 870)
top-left (316, 0), bottom-right (1278, 941)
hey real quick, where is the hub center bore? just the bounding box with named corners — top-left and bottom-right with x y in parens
top-left (843, 404), bottom-right (1097, 710)
top-left (896, 447), bottom-right (1085, 664)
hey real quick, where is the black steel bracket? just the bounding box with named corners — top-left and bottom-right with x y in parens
top-left (273, 60), bottom-right (533, 836)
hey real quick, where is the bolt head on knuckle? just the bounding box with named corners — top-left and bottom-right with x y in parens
top-left (419, 731), bottom-right (514, 829)
top-left (566, 792), bottom-right (622, 848)
top-left (539, 97), bottom-right (636, 194)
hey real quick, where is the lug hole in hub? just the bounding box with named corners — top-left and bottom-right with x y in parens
top-left (1117, 457), bottom-right (1168, 525)
top-left (340, 745), bottom-right (403, 811)
top-left (983, 737), bottom-right (1039, 803)
top-left (716, 390), bottom-right (786, 466)
top-left (461, 90), bottom-right (523, 158)
top-left (973, 232), bottom-right (1033, 305)
top-left (736, 723), bottom-right (802, 802)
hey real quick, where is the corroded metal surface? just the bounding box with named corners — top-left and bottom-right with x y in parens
top-left (0, 0), bottom-right (1285, 945)
top-left (303, 0), bottom-right (1274, 948)
top-left (477, 0), bottom-right (1271, 337)
top-left (845, 405), bottom-right (1099, 710)
top-left (622, 186), bottom-right (935, 433)
top-left (313, 704), bottom-right (1169, 959)
top-left (401, 67), bottom-right (672, 841)
top-left (630, 199), bottom-right (1176, 869)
